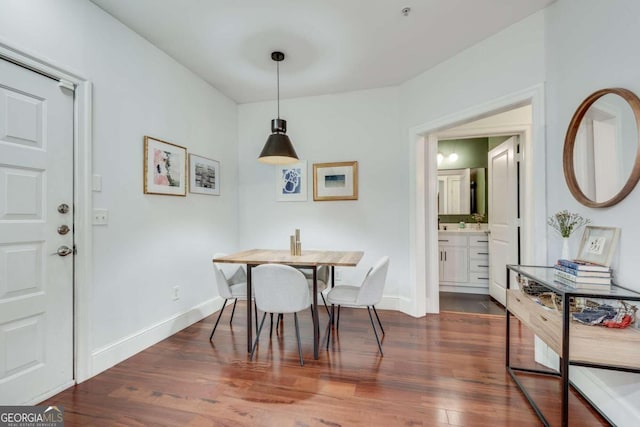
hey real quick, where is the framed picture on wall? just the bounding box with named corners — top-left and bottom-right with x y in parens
top-left (275, 160), bottom-right (307, 201)
top-left (189, 154), bottom-right (220, 195)
top-left (143, 136), bottom-right (187, 196)
top-left (313, 161), bottom-right (358, 201)
top-left (575, 226), bottom-right (621, 267)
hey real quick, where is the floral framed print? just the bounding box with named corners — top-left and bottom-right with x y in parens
top-left (575, 226), bottom-right (620, 267)
top-left (143, 136), bottom-right (187, 196)
top-left (313, 161), bottom-right (358, 201)
top-left (189, 154), bottom-right (220, 195)
top-left (276, 160), bottom-right (307, 201)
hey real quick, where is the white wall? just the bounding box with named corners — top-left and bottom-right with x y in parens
top-left (0, 0), bottom-right (239, 376)
top-left (399, 11), bottom-right (545, 130)
top-left (237, 87), bottom-right (406, 304)
top-left (399, 12), bottom-right (547, 314)
top-left (545, 0), bottom-right (640, 424)
top-left (545, 0), bottom-right (640, 287)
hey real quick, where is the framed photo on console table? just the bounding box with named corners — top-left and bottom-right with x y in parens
top-left (144, 136), bottom-right (187, 196)
top-left (189, 154), bottom-right (220, 195)
top-left (313, 161), bottom-right (358, 201)
top-left (575, 226), bottom-right (621, 267)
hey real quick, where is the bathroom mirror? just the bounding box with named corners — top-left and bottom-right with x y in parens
top-left (437, 168), bottom-right (486, 215)
top-left (563, 88), bottom-right (640, 207)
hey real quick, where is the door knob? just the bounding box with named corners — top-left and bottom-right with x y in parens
top-left (57, 203), bottom-right (70, 214)
top-left (54, 246), bottom-right (73, 256)
top-left (57, 225), bottom-right (70, 235)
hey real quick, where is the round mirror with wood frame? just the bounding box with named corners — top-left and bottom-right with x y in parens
top-left (563, 88), bottom-right (640, 207)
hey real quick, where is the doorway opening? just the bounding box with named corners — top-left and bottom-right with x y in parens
top-left (408, 85), bottom-right (547, 317)
top-left (435, 130), bottom-right (522, 315)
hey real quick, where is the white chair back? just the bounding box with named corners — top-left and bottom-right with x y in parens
top-left (356, 256), bottom-right (390, 306)
top-left (214, 253), bottom-right (247, 281)
top-left (213, 253), bottom-right (247, 298)
top-left (252, 264), bottom-right (310, 314)
top-left (213, 256), bottom-right (232, 299)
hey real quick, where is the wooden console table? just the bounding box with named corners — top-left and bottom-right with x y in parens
top-left (506, 265), bottom-right (640, 426)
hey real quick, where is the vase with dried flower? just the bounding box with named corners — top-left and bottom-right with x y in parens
top-left (547, 210), bottom-right (590, 259)
top-left (471, 213), bottom-right (485, 230)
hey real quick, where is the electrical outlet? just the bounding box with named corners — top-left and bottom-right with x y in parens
top-left (92, 208), bottom-right (108, 225)
top-left (172, 286), bottom-right (180, 301)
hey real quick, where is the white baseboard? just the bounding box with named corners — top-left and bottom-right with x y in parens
top-left (571, 367), bottom-right (640, 427)
top-left (377, 295), bottom-right (401, 311)
top-left (395, 295), bottom-right (423, 317)
top-left (90, 298), bottom-right (220, 378)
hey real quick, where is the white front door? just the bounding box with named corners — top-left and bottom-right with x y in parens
top-left (0, 58), bottom-right (74, 404)
top-left (487, 136), bottom-right (518, 306)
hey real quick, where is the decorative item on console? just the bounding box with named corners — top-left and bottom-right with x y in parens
top-left (518, 276), bottom-right (637, 328)
top-left (547, 210), bottom-right (590, 260)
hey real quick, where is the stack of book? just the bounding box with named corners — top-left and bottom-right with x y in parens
top-left (553, 259), bottom-right (612, 290)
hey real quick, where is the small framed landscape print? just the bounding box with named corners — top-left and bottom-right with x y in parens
top-left (276, 160), bottom-right (307, 201)
top-left (143, 136), bottom-right (187, 196)
top-left (313, 161), bottom-right (358, 201)
top-left (575, 226), bottom-right (621, 267)
top-left (189, 154), bottom-right (220, 195)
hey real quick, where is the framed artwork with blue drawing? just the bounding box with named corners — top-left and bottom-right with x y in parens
top-left (275, 160), bottom-right (307, 201)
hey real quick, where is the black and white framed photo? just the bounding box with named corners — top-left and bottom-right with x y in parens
top-left (189, 154), bottom-right (220, 195)
top-left (275, 160), bottom-right (307, 201)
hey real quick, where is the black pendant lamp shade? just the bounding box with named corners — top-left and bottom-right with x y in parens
top-left (258, 51), bottom-right (299, 164)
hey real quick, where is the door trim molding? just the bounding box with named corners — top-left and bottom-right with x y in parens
top-left (406, 84), bottom-right (547, 317)
top-left (0, 38), bottom-right (94, 384)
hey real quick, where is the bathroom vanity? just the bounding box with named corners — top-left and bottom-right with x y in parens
top-left (438, 228), bottom-right (489, 294)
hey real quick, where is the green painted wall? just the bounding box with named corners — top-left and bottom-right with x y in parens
top-left (438, 138), bottom-right (488, 169)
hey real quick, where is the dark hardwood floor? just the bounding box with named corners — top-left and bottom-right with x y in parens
top-left (43, 303), bottom-right (607, 426)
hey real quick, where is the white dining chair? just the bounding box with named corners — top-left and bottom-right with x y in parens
top-left (250, 264), bottom-right (311, 366)
top-left (325, 256), bottom-right (390, 355)
top-left (210, 253), bottom-right (257, 342)
top-left (270, 265), bottom-right (331, 335)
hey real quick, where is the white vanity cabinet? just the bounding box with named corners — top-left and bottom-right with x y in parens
top-left (438, 234), bottom-right (468, 283)
top-left (438, 231), bottom-right (489, 294)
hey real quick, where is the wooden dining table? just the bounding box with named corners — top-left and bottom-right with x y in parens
top-left (212, 249), bottom-right (364, 359)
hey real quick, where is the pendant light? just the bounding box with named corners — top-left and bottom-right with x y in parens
top-left (258, 51), bottom-right (299, 164)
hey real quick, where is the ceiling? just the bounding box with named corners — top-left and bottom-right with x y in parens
top-left (90, 0), bottom-right (554, 104)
